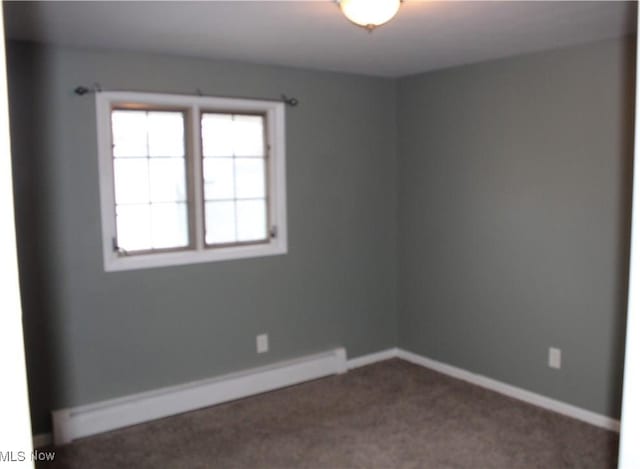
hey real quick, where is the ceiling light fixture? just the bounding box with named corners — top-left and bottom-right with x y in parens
top-left (339, 0), bottom-right (401, 32)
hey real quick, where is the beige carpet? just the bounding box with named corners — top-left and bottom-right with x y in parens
top-left (39, 359), bottom-right (618, 468)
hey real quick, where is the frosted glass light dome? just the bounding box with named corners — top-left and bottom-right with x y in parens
top-left (339, 0), bottom-right (401, 31)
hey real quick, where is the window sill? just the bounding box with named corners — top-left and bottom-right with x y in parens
top-left (103, 240), bottom-right (287, 272)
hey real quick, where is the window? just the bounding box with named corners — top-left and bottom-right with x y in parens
top-left (96, 92), bottom-right (287, 271)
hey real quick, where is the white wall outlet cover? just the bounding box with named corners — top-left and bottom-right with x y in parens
top-left (256, 334), bottom-right (269, 354)
top-left (549, 347), bottom-right (562, 369)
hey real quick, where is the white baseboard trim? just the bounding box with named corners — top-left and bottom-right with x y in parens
top-left (49, 346), bottom-right (619, 445)
top-left (396, 349), bottom-right (620, 432)
top-left (52, 347), bottom-right (347, 445)
top-left (32, 433), bottom-right (52, 448)
top-left (347, 348), bottom-right (399, 369)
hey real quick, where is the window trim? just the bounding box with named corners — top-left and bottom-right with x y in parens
top-left (96, 91), bottom-right (287, 272)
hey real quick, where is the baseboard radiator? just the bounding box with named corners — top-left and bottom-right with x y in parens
top-left (52, 348), bottom-right (347, 445)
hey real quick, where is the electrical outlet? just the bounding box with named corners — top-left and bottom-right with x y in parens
top-left (256, 333), bottom-right (269, 354)
top-left (548, 347), bottom-right (561, 369)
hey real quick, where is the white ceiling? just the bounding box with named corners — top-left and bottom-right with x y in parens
top-left (3, 1), bottom-right (636, 78)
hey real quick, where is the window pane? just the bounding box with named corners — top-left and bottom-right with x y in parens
top-left (203, 158), bottom-right (234, 200)
top-left (148, 112), bottom-right (185, 157)
top-left (149, 159), bottom-right (186, 203)
top-left (114, 159), bottom-right (149, 204)
top-left (202, 113), bottom-right (234, 157)
top-left (235, 158), bottom-right (265, 199)
top-left (205, 201), bottom-right (236, 244)
top-left (116, 204), bottom-right (151, 251)
top-left (151, 203), bottom-right (189, 249)
top-left (237, 200), bottom-right (267, 242)
top-left (233, 115), bottom-right (265, 157)
top-left (112, 110), bottom-right (148, 157)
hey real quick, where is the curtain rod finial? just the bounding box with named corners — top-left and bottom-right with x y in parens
top-left (281, 94), bottom-right (299, 107)
top-left (74, 83), bottom-right (102, 96)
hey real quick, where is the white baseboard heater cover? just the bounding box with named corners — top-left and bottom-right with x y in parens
top-left (53, 347), bottom-right (347, 445)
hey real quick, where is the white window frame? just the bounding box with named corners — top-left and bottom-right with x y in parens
top-left (96, 91), bottom-right (287, 272)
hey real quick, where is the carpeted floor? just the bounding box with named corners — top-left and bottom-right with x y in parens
top-left (39, 359), bottom-right (619, 468)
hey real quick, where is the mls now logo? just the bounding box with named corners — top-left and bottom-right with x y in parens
top-left (0, 450), bottom-right (55, 462)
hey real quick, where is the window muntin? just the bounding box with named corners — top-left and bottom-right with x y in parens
top-left (96, 92), bottom-right (287, 271)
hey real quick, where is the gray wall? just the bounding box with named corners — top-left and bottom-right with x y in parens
top-left (7, 42), bottom-right (398, 434)
top-left (8, 36), bottom-right (636, 435)
top-left (397, 37), bottom-right (635, 418)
